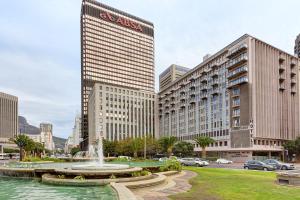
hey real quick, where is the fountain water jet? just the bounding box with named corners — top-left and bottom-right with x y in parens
top-left (71, 137), bottom-right (129, 170)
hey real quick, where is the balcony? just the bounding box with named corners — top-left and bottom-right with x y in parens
top-left (279, 73), bottom-right (285, 81)
top-left (211, 88), bottom-right (219, 95)
top-left (227, 55), bottom-right (248, 70)
top-left (180, 101), bottom-right (186, 108)
top-left (211, 79), bottom-right (219, 87)
top-left (190, 83), bottom-right (196, 90)
top-left (279, 54), bottom-right (285, 63)
top-left (279, 83), bottom-right (285, 91)
top-left (211, 71), bottom-right (219, 78)
top-left (189, 76), bottom-right (196, 82)
top-left (211, 63), bottom-right (219, 69)
top-left (291, 87), bottom-right (297, 94)
top-left (291, 77), bottom-right (297, 84)
top-left (200, 84), bottom-right (208, 91)
top-left (200, 92), bottom-right (208, 100)
top-left (279, 64), bottom-right (285, 72)
top-left (189, 97), bottom-right (196, 104)
top-left (200, 76), bottom-right (208, 83)
top-left (232, 103), bottom-right (240, 108)
top-left (291, 68), bottom-right (296, 75)
top-left (227, 43), bottom-right (248, 59)
top-left (227, 76), bottom-right (248, 88)
top-left (227, 65), bottom-right (248, 79)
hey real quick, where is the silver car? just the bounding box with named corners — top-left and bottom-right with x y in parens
top-left (179, 158), bottom-right (207, 167)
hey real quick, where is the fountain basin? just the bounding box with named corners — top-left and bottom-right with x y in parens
top-left (55, 167), bottom-right (142, 177)
top-left (277, 170), bottom-right (300, 186)
top-left (71, 163), bottom-right (129, 171)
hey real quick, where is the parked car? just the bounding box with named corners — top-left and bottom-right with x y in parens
top-left (263, 159), bottom-right (295, 170)
top-left (118, 156), bottom-right (131, 160)
top-left (195, 158), bottom-right (209, 166)
top-left (153, 154), bottom-right (165, 161)
top-left (159, 157), bottom-right (169, 162)
top-left (244, 160), bottom-right (276, 171)
top-left (179, 158), bottom-right (208, 167)
top-left (216, 158), bottom-right (233, 164)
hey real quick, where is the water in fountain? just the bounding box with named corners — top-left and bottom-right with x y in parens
top-left (71, 137), bottom-right (129, 170)
top-left (97, 137), bottom-right (104, 166)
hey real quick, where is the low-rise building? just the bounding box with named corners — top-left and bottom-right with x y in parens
top-left (158, 34), bottom-right (300, 162)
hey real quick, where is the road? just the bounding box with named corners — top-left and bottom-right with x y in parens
top-left (204, 162), bottom-right (300, 171)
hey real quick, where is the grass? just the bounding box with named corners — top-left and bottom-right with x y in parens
top-left (170, 167), bottom-right (300, 200)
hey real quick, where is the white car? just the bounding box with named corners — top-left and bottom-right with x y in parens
top-left (195, 158), bottom-right (209, 166)
top-left (216, 158), bottom-right (233, 164)
top-left (159, 157), bottom-right (169, 162)
top-left (180, 158), bottom-right (209, 167)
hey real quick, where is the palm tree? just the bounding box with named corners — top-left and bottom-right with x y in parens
top-left (194, 136), bottom-right (215, 159)
top-left (130, 138), bottom-right (143, 158)
top-left (10, 134), bottom-right (31, 161)
top-left (159, 136), bottom-right (177, 157)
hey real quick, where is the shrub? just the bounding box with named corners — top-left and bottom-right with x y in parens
top-left (159, 158), bottom-right (182, 172)
top-left (141, 170), bottom-right (150, 176)
top-left (57, 175), bottom-right (65, 179)
top-left (110, 174), bottom-right (116, 179)
top-left (131, 171), bottom-right (141, 177)
top-left (74, 175), bottom-right (85, 181)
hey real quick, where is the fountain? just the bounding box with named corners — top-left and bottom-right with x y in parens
top-left (71, 136), bottom-right (129, 170)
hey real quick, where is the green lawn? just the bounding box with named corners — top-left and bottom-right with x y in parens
top-left (170, 167), bottom-right (300, 200)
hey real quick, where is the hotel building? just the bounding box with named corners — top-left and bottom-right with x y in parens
top-left (80, 0), bottom-right (155, 148)
top-left (295, 34), bottom-right (300, 58)
top-left (158, 34), bottom-right (300, 161)
top-left (0, 92), bottom-right (18, 143)
top-left (0, 92), bottom-right (18, 154)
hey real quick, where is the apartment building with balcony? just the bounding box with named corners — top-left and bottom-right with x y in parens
top-left (158, 34), bottom-right (300, 162)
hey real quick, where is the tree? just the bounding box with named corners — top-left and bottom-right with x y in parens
top-left (115, 138), bottom-right (131, 156)
top-left (103, 139), bottom-right (116, 157)
top-left (146, 136), bottom-right (161, 157)
top-left (159, 136), bottom-right (177, 157)
top-left (173, 141), bottom-right (194, 157)
top-left (10, 134), bottom-right (31, 161)
top-left (194, 136), bottom-right (215, 158)
top-left (283, 137), bottom-right (300, 160)
top-left (33, 142), bottom-right (45, 157)
top-left (24, 138), bottom-right (35, 157)
top-left (130, 137), bottom-right (143, 158)
top-left (70, 146), bottom-right (81, 157)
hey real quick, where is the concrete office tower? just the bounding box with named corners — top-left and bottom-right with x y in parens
top-left (159, 64), bottom-right (190, 91)
top-left (0, 92), bottom-right (18, 151)
top-left (158, 34), bottom-right (300, 162)
top-left (88, 83), bottom-right (155, 145)
top-left (40, 123), bottom-right (55, 151)
top-left (80, 0), bottom-right (155, 149)
top-left (72, 114), bottom-right (81, 146)
top-left (64, 115), bottom-right (81, 153)
top-left (295, 34), bottom-right (300, 58)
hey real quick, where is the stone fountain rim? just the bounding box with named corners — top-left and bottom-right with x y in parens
top-left (54, 167), bottom-right (143, 176)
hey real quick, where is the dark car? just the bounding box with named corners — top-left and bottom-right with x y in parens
top-left (244, 160), bottom-right (276, 171)
top-left (263, 159), bottom-right (295, 170)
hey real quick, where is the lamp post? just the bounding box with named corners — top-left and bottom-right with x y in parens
top-left (144, 134), bottom-right (147, 159)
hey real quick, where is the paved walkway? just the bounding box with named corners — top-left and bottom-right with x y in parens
top-left (134, 170), bottom-right (197, 200)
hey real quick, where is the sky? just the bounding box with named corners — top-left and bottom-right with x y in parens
top-left (0, 0), bottom-right (299, 139)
